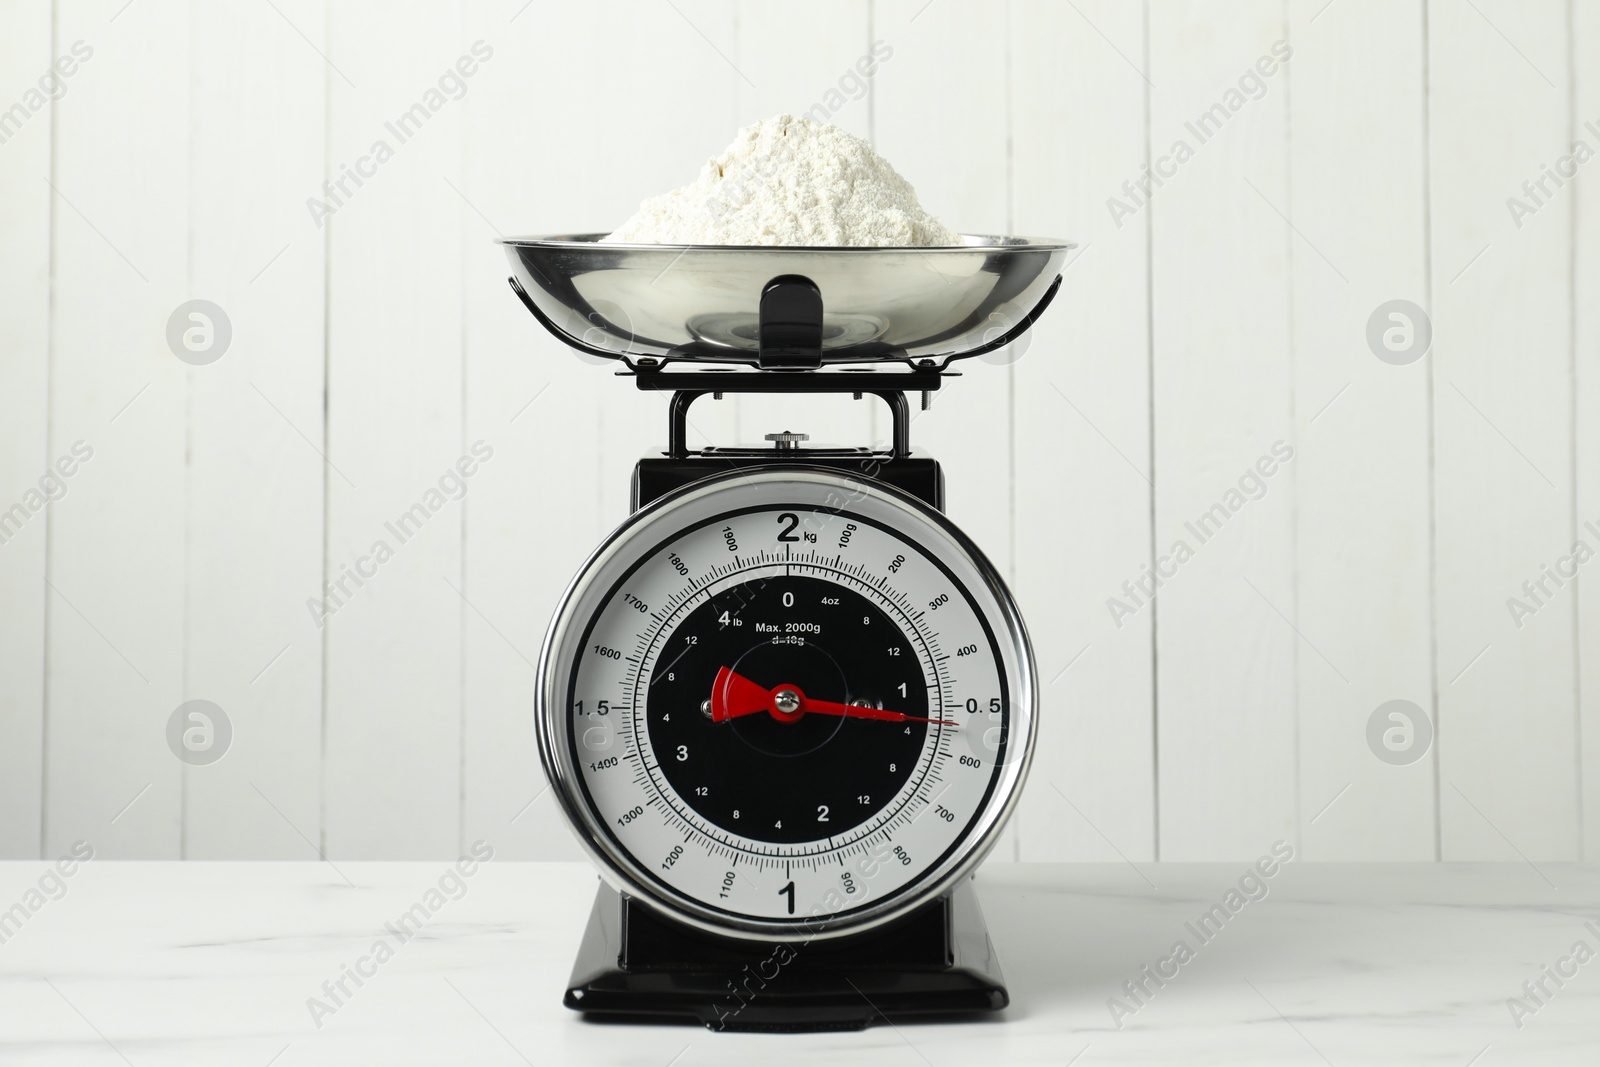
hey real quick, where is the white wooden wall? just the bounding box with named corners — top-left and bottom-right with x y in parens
top-left (2, 0), bottom-right (1594, 863)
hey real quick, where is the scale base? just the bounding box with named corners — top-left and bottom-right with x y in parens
top-left (562, 877), bottom-right (1008, 1031)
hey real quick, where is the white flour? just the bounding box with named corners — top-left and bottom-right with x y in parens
top-left (602, 115), bottom-right (960, 247)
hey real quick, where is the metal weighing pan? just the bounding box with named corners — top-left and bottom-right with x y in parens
top-left (499, 234), bottom-right (1073, 368)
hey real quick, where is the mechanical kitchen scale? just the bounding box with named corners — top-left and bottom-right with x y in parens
top-left (500, 233), bottom-right (1070, 1031)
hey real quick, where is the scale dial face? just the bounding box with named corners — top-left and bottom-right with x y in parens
top-left (538, 467), bottom-right (1035, 941)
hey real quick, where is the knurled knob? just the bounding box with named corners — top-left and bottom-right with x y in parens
top-left (764, 431), bottom-right (809, 451)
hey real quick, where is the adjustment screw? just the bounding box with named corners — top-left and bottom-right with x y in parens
top-left (774, 689), bottom-right (801, 713)
top-left (764, 431), bottom-right (809, 451)
top-left (700, 699), bottom-right (712, 719)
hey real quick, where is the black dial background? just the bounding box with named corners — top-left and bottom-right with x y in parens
top-left (645, 576), bottom-right (928, 844)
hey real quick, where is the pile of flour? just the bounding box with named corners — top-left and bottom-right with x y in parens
top-left (603, 115), bottom-right (960, 247)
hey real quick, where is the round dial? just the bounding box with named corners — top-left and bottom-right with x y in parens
top-left (538, 467), bottom-right (1035, 941)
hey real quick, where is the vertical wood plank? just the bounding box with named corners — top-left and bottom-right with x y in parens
top-left (732, 0), bottom-right (878, 453)
top-left (872, 0), bottom-right (1012, 555)
top-left (1429, 0), bottom-right (1579, 860)
top-left (323, 0), bottom-right (467, 859)
top-left (457, 0), bottom-right (737, 858)
top-left (0, 0), bottom-right (54, 858)
top-left (874, 0), bottom-right (1016, 857)
top-left (1149, 0), bottom-right (1300, 859)
top-left (457, 0), bottom-right (593, 862)
top-left (1286, 0), bottom-right (1435, 858)
top-left (44, 0), bottom-right (192, 858)
top-left (1578, 0), bottom-right (1600, 862)
top-left (589, 0), bottom-right (740, 502)
top-left (181, 0), bottom-right (327, 858)
top-left (1009, 0), bottom-right (1157, 861)
top-left (735, 0), bottom-right (873, 143)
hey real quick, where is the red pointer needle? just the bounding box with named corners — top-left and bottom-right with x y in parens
top-left (709, 666), bottom-right (956, 726)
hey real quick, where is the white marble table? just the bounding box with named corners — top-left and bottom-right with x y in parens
top-left (0, 859), bottom-right (1596, 1065)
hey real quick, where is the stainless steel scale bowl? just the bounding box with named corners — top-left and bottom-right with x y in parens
top-left (499, 234), bottom-right (1073, 368)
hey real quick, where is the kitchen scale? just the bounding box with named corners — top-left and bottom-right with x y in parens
top-left (500, 233), bottom-right (1070, 1031)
